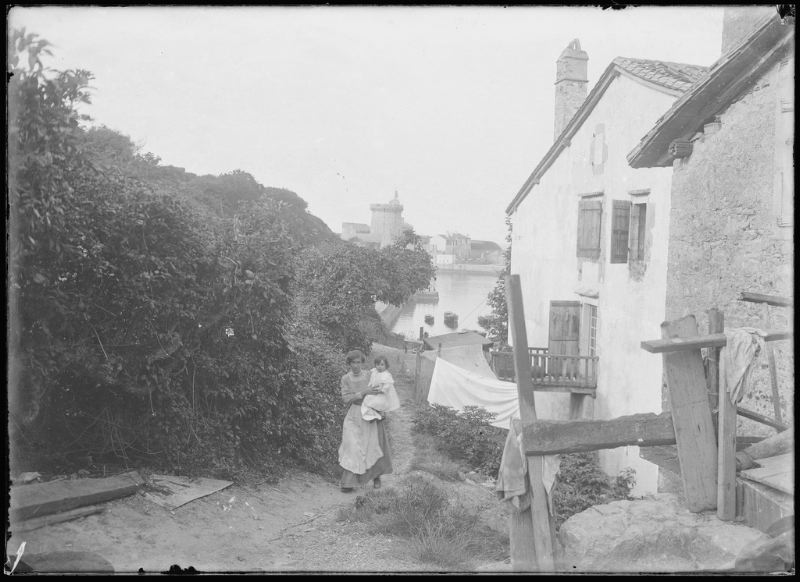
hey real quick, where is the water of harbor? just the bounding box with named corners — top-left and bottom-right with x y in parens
top-left (390, 270), bottom-right (500, 339)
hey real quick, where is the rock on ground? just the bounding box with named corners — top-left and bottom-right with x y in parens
top-left (559, 493), bottom-right (771, 573)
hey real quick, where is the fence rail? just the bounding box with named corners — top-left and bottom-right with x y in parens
top-left (490, 348), bottom-right (598, 388)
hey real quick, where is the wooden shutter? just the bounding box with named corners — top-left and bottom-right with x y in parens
top-left (577, 200), bottom-right (602, 259)
top-left (629, 203), bottom-right (647, 261)
top-left (610, 200), bottom-right (631, 263)
top-left (549, 301), bottom-right (581, 377)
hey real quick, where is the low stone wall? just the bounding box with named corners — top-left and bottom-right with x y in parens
top-left (375, 301), bottom-right (404, 330)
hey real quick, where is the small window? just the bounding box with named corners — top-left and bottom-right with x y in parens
top-left (629, 203), bottom-right (647, 261)
top-left (610, 200), bottom-right (631, 263)
top-left (577, 200), bottom-right (603, 260)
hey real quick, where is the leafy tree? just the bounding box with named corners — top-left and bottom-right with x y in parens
top-left (478, 216), bottom-right (512, 344)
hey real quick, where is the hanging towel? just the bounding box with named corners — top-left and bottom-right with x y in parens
top-left (495, 418), bottom-right (560, 513)
top-left (719, 327), bottom-right (767, 405)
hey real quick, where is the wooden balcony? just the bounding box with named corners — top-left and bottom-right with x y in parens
top-left (490, 347), bottom-right (598, 395)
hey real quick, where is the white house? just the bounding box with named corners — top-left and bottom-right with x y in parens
top-left (506, 39), bottom-right (708, 495)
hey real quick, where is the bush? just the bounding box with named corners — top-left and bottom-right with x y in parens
top-left (551, 452), bottom-right (636, 530)
top-left (337, 474), bottom-right (507, 569)
top-left (412, 404), bottom-right (506, 477)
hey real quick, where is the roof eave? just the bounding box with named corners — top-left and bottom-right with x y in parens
top-left (628, 15), bottom-right (793, 169)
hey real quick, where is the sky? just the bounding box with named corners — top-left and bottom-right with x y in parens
top-left (9, 6), bottom-right (727, 245)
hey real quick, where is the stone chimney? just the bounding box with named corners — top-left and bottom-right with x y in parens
top-left (554, 39), bottom-right (589, 140)
top-left (721, 6), bottom-right (776, 55)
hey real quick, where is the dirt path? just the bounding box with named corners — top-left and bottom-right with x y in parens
top-left (6, 344), bottom-right (509, 573)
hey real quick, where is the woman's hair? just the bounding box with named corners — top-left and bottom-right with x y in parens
top-left (345, 350), bottom-right (366, 364)
top-left (374, 355), bottom-right (390, 369)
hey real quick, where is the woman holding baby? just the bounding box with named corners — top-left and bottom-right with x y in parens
top-left (337, 350), bottom-right (398, 492)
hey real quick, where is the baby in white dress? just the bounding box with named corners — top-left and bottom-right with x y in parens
top-left (362, 356), bottom-right (401, 421)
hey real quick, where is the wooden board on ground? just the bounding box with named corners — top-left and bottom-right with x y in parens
top-left (12, 505), bottom-right (105, 533)
top-left (142, 474), bottom-right (233, 510)
top-left (740, 454), bottom-right (794, 495)
top-left (10, 471), bottom-right (143, 522)
top-left (660, 316), bottom-right (718, 512)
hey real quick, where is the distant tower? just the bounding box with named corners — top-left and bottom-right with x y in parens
top-left (370, 190), bottom-right (405, 248)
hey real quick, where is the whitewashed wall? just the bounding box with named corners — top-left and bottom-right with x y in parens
top-left (510, 74), bottom-right (679, 495)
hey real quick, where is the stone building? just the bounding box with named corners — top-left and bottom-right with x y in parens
top-left (341, 191), bottom-right (411, 248)
top-left (628, 8), bottom-right (794, 430)
top-left (506, 39), bottom-right (708, 495)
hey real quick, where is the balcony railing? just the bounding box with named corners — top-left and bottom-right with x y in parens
top-left (490, 347), bottom-right (598, 393)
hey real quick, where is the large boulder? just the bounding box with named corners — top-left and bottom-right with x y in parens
top-left (559, 493), bottom-right (772, 573)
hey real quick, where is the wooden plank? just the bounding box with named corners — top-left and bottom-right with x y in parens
top-left (641, 330), bottom-right (791, 353)
top-left (661, 316), bottom-right (718, 512)
top-left (506, 274), bottom-right (554, 571)
top-left (737, 407), bottom-right (788, 431)
top-left (739, 292), bottom-right (792, 307)
top-left (760, 303), bottom-right (784, 425)
top-left (10, 470), bottom-right (143, 521)
top-left (740, 461), bottom-right (794, 495)
top-left (736, 429), bottom-right (794, 470)
top-left (522, 412), bottom-right (676, 455)
top-left (706, 308), bottom-right (724, 412)
top-left (716, 309), bottom-right (736, 521)
top-left (142, 475), bottom-right (233, 510)
top-left (12, 505), bottom-right (105, 533)
top-left (736, 478), bottom-right (794, 533)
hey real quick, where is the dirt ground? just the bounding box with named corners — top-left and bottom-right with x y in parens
top-left (6, 344), bottom-right (512, 574)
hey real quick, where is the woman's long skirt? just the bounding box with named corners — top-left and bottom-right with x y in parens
top-left (339, 419), bottom-right (393, 488)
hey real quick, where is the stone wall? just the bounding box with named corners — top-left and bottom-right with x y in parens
top-left (664, 58), bottom-right (794, 433)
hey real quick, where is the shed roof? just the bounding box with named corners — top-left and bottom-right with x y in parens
top-left (470, 240), bottom-right (503, 251)
top-left (506, 57), bottom-right (707, 214)
top-left (423, 330), bottom-right (492, 350)
top-left (628, 14), bottom-right (794, 168)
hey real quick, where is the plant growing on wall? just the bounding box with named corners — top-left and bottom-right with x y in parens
top-left (478, 216), bottom-right (512, 344)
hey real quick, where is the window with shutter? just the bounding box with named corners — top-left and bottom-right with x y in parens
top-left (576, 200), bottom-right (602, 259)
top-left (610, 200), bottom-right (631, 263)
top-left (629, 203), bottom-right (647, 261)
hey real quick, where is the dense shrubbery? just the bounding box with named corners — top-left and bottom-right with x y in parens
top-left (412, 404), bottom-right (506, 477)
top-left (551, 452), bottom-right (636, 530)
top-left (7, 29), bottom-right (432, 479)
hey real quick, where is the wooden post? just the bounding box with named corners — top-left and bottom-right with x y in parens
top-left (506, 275), bottom-right (555, 571)
top-left (706, 308), bottom-right (724, 413)
top-left (761, 303), bottom-right (783, 424)
top-left (711, 310), bottom-right (736, 520)
top-left (661, 315), bottom-right (718, 512)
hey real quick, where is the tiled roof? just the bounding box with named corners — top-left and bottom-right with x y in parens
top-left (471, 240), bottom-right (502, 251)
top-left (614, 57), bottom-right (709, 94)
top-left (628, 15), bottom-right (792, 168)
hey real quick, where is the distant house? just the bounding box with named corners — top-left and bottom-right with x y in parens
top-left (469, 240), bottom-right (503, 264)
top-left (627, 8), bottom-right (794, 430)
top-left (506, 38), bottom-right (708, 494)
top-left (445, 233), bottom-right (471, 261)
top-left (341, 222), bottom-right (371, 242)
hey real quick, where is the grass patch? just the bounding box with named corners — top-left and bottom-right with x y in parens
top-left (337, 474), bottom-right (507, 569)
top-left (409, 432), bottom-right (462, 481)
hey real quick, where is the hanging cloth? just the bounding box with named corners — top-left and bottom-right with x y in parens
top-left (495, 418), bottom-right (560, 513)
top-left (719, 327), bottom-right (766, 405)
